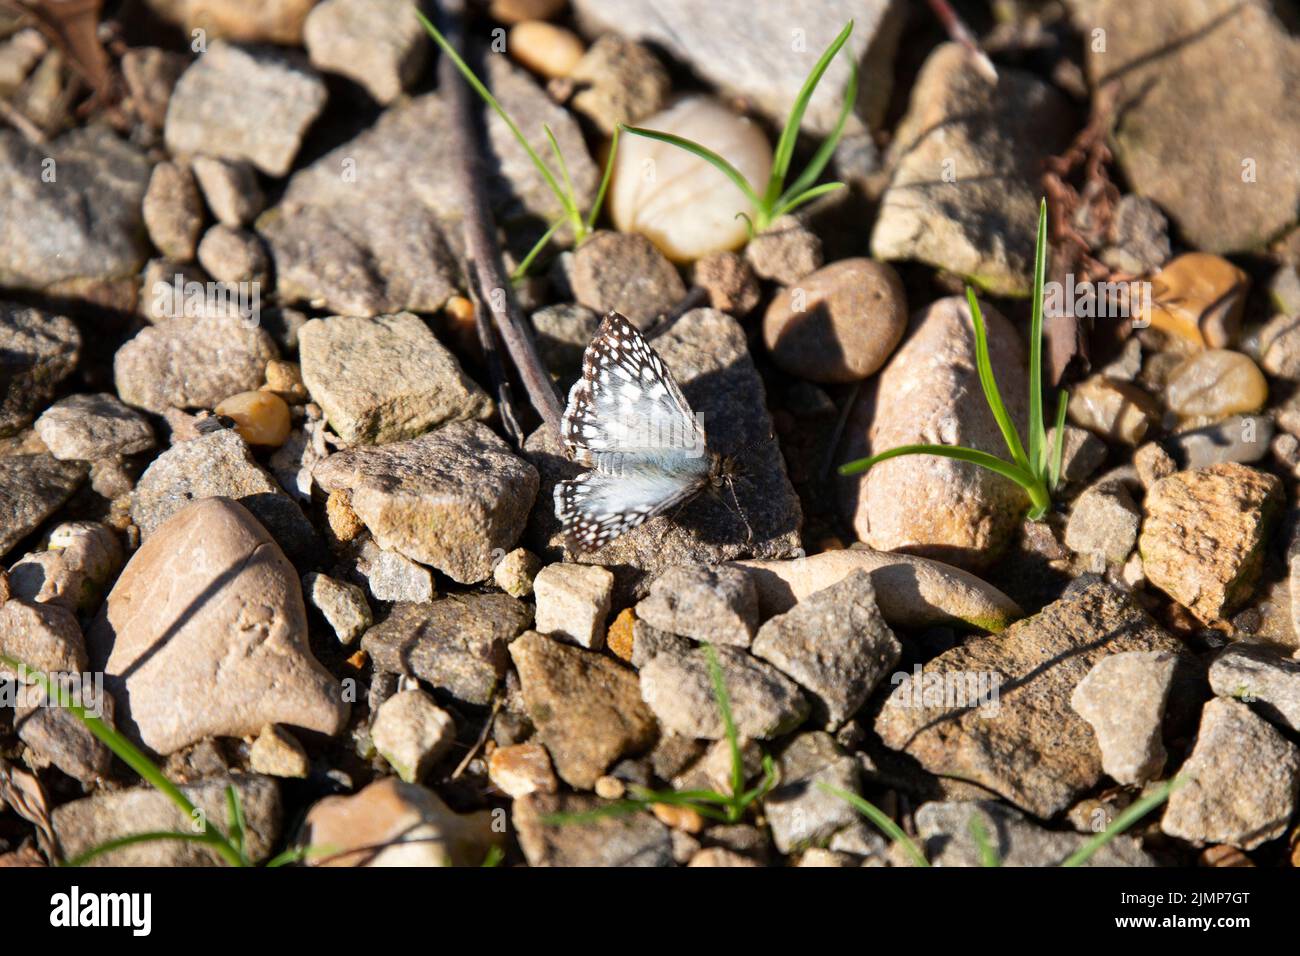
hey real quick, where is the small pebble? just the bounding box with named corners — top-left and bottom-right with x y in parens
top-left (263, 360), bottom-right (309, 404)
top-left (532, 562), bottom-right (614, 650)
top-left (605, 607), bottom-right (636, 662)
top-left (214, 390), bottom-right (291, 447)
top-left (1143, 253), bottom-right (1249, 348)
top-left (693, 251), bottom-right (760, 315)
top-left (493, 547), bottom-right (542, 598)
top-left (509, 21), bottom-right (584, 79)
top-left (1067, 375), bottom-right (1160, 445)
top-left (651, 802), bottom-right (704, 833)
top-left (1134, 441), bottom-right (1176, 489)
top-left (594, 775), bottom-right (626, 800)
top-left (1165, 349), bottom-right (1267, 421)
top-left (745, 215), bottom-right (823, 285)
top-left (371, 689), bottom-right (456, 784)
top-left (303, 572), bottom-right (373, 645)
top-left (248, 724), bottom-right (310, 778)
top-left (196, 224), bottom-right (270, 285)
top-left (567, 35), bottom-right (670, 135)
top-left (490, 0), bottom-right (565, 23)
top-left (489, 742), bottom-right (559, 798)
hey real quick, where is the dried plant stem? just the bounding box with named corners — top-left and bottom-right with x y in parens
top-left (435, 0), bottom-right (563, 438)
top-left (925, 0), bottom-right (998, 83)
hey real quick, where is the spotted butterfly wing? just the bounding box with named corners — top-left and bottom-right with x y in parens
top-left (556, 312), bottom-right (714, 552)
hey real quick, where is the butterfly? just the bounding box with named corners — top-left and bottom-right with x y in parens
top-left (555, 311), bottom-right (737, 552)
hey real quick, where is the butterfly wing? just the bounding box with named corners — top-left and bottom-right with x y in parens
top-left (555, 461), bottom-right (710, 552)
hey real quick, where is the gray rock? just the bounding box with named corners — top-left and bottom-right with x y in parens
top-left (303, 0), bottom-right (427, 105)
top-left (513, 791), bottom-right (672, 866)
top-left (876, 581), bottom-right (1187, 818)
top-left (114, 316), bottom-right (278, 413)
top-left (1100, 195), bottom-right (1171, 274)
top-left (313, 422), bottom-right (537, 584)
top-left (916, 800), bottom-right (1155, 867)
top-left (164, 41), bottom-right (327, 177)
top-left (8, 521), bottom-right (122, 614)
top-left (639, 644), bottom-right (809, 740)
top-left (16, 682), bottom-right (115, 784)
top-left (1168, 414), bottom-right (1272, 470)
top-left (1161, 698), bottom-right (1300, 850)
top-left (532, 562), bottom-right (614, 650)
top-left (0, 126), bottom-right (150, 292)
top-left (526, 308), bottom-right (801, 593)
top-left (1065, 476), bottom-right (1142, 566)
top-left (53, 774), bottom-right (280, 866)
top-left (751, 569), bottom-right (901, 730)
top-left (142, 161), bottom-right (204, 261)
top-left (510, 630), bottom-right (658, 789)
top-left (361, 594), bottom-right (532, 707)
top-left (196, 224), bottom-right (269, 284)
top-left (570, 231), bottom-right (686, 327)
top-left (260, 59), bottom-right (594, 315)
top-left (630, 619), bottom-right (692, 669)
top-left (1070, 651), bottom-right (1179, 786)
top-left (303, 571), bottom-right (372, 645)
top-left (1051, 424), bottom-right (1108, 486)
top-left (351, 538), bottom-right (435, 603)
top-left (746, 215), bottom-right (823, 285)
top-left (34, 393), bottom-right (155, 461)
top-left (371, 688), bottom-right (456, 783)
top-left (532, 303), bottom-right (600, 384)
top-left (0, 454), bottom-right (86, 560)
top-left (120, 46), bottom-right (187, 128)
top-left (637, 564), bottom-right (759, 647)
top-left (191, 155), bottom-right (265, 227)
top-left (871, 44), bottom-right (1073, 295)
top-left (298, 313), bottom-right (492, 444)
top-left (1, 303), bottom-right (80, 437)
top-left (0, 599), bottom-right (86, 683)
top-left (570, 0), bottom-right (903, 133)
top-left (1071, 0), bottom-right (1300, 254)
top-left (567, 34), bottom-right (671, 135)
top-left (764, 731), bottom-right (861, 854)
top-left (1208, 642), bottom-right (1300, 734)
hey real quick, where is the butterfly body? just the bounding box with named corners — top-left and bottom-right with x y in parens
top-left (556, 311), bottom-right (732, 552)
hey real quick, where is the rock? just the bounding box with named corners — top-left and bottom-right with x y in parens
top-left (263, 359), bottom-right (308, 403)
top-left (114, 316), bottom-right (277, 413)
top-left (142, 161), bottom-right (204, 261)
top-left (1166, 350), bottom-right (1267, 421)
top-left (303, 572), bottom-right (372, 645)
top-left (1100, 195), bottom-right (1171, 275)
top-left (764, 731), bottom-right (861, 854)
top-left (636, 564), bottom-right (758, 647)
top-left (261, 60), bottom-right (594, 315)
top-left (120, 46), bottom-right (187, 128)
top-left (733, 548), bottom-right (1021, 632)
top-left (526, 307), bottom-right (801, 590)
top-left (214, 390), bottom-right (290, 447)
top-left (1208, 642), bottom-right (1300, 734)
top-left (144, 0), bottom-right (318, 45)
top-left (0, 454), bottom-right (86, 560)
top-left (351, 539), bottom-right (435, 604)
top-left (248, 724), bottom-right (310, 778)
top-left (751, 569), bottom-right (901, 730)
top-left (190, 156), bottom-right (264, 228)
top-left (491, 0), bottom-right (567, 23)
top-left (1070, 651), bottom-right (1179, 786)
top-left (130, 428), bottom-right (319, 569)
top-left (1051, 424), bottom-right (1108, 487)
top-left (16, 682), bottom-right (115, 784)
top-left (361, 594), bottom-right (531, 707)
top-left (630, 619), bottom-right (691, 669)
top-left (269, 414), bottom-right (328, 501)
top-left (533, 562), bottom-right (614, 650)
top-left (510, 630), bottom-right (657, 788)
top-left (531, 303), bottom-right (600, 382)
top-left (871, 44), bottom-right (1072, 295)
top-left (690, 847), bottom-right (761, 867)
top-left (0, 599), bottom-right (86, 678)
top-left (1067, 375), bottom-right (1160, 446)
top-left (303, 0), bottom-right (427, 104)
top-left (567, 35), bottom-right (670, 135)
top-left (196, 224), bottom-right (269, 284)
top-left (1140, 463), bottom-right (1282, 623)
top-left (88, 498), bottom-right (348, 754)
top-left (876, 580), bottom-right (1186, 818)
top-left (34, 394), bottom-right (154, 461)
top-left (916, 800), bottom-right (1154, 867)
top-left (493, 548), bottom-right (542, 598)
top-left (1161, 698), bottom-right (1300, 850)
top-left (838, 296), bottom-right (1029, 570)
top-left (8, 522), bottom-right (123, 614)
top-left (763, 258), bottom-right (907, 384)
top-left (1064, 477), bottom-right (1141, 566)
top-left (1260, 313), bottom-right (1300, 380)
top-left (1142, 253), bottom-right (1249, 349)
top-left (165, 41), bottom-right (327, 177)
top-left (692, 251), bottom-right (760, 316)
top-left (513, 791), bottom-right (672, 866)
top-left (0, 127), bottom-right (150, 293)
top-left (1135, 442), bottom-right (1176, 489)
top-left (746, 216), bottom-right (823, 285)
top-left (571, 0), bottom-right (903, 134)
top-left (639, 644), bottom-right (809, 740)
top-left (298, 313), bottom-right (491, 444)
top-left (0, 303), bottom-right (80, 437)
top-left (488, 741), bottom-right (558, 798)
top-left (609, 97), bottom-right (772, 263)
top-left (1169, 414), bottom-right (1272, 470)
top-left (371, 688), bottom-right (456, 783)
top-left (570, 231), bottom-right (686, 327)
top-left (1072, 0), bottom-right (1300, 254)
top-left (313, 423), bottom-right (537, 584)
top-left (53, 774), bottom-right (280, 866)
top-left (510, 20), bottom-right (584, 78)
top-left (303, 777), bottom-right (499, 866)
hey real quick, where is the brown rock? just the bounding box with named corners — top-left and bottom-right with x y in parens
top-left (570, 231), bottom-right (686, 327)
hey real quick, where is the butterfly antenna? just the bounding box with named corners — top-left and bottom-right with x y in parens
top-left (725, 473), bottom-right (754, 547)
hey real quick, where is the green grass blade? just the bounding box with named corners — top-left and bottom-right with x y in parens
top-left (1049, 388), bottom-right (1068, 490)
top-left (63, 831), bottom-right (223, 867)
top-left (543, 124), bottom-right (581, 227)
top-left (966, 287), bottom-right (1031, 472)
top-left (1060, 777), bottom-right (1185, 867)
top-left (620, 124), bottom-right (763, 209)
top-left (585, 124), bottom-right (621, 232)
top-left (511, 217), bottom-right (566, 281)
top-left (764, 20), bottom-right (854, 208)
top-left (968, 814), bottom-right (1001, 867)
top-left (416, 10), bottom-right (570, 219)
top-left (1028, 198), bottom-right (1049, 475)
top-left (818, 783), bottom-right (929, 867)
top-left (779, 57), bottom-right (858, 207)
top-left (481, 846), bottom-right (505, 867)
top-left (702, 643), bottom-right (745, 814)
top-left (838, 443), bottom-right (1036, 488)
top-left (225, 784), bottom-right (247, 863)
top-left (771, 181), bottom-right (847, 220)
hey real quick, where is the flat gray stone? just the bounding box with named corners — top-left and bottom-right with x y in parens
top-left (34, 393), bottom-right (155, 461)
top-left (303, 0), bottom-right (427, 104)
top-left (1208, 641), bottom-right (1300, 734)
top-left (1070, 651), bottom-right (1179, 786)
top-left (764, 731), bottom-right (861, 854)
top-left (0, 302), bottom-right (80, 437)
top-left (0, 454), bottom-right (86, 560)
top-left (636, 564), bottom-right (758, 647)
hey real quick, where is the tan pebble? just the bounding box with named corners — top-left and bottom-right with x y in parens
top-left (651, 802), bottom-right (704, 833)
top-left (488, 742), bottom-right (558, 798)
top-left (325, 490), bottom-right (366, 543)
top-left (1134, 442), bottom-right (1176, 489)
top-left (1140, 253), bottom-right (1249, 348)
top-left (509, 21), bottom-right (584, 79)
top-left (1165, 349), bottom-right (1267, 420)
top-left (1200, 844), bottom-right (1254, 867)
top-left (249, 724), bottom-right (310, 778)
top-left (214, 390), bottom-right (291, 447)
top-left (263, 359), bottom-right (309, 403)
top-left (594, 775), bottom-right (625, 800)
top-left (490, 0), bottom-right (566, 24)
top-left (688, 847), bottom-right (760, 867)
top-left (1068, 375), bottom-right (1160, 446)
